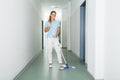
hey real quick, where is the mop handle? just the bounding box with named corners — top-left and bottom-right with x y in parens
top-left (60, 48), bottom-right (67, 64)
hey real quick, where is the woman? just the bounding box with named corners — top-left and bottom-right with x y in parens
top-left (44, 11), bottom-right (64, 68)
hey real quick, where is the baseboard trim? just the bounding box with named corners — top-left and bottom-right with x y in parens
top-left (13, 51), bottom-right (42, 80)
top-left (67, 50), bottom-right (71, 52)
top-left (86, 63), bottom-right (104, 80)
top-left (87, 68), bottom-right (104, 80)
top-left (62, 47), bottom-right (67, 49)
top-left (85, 62), bottom-right (88, 69)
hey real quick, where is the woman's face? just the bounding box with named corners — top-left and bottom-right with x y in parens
top-left (51, 13), bottom-right (56, 20)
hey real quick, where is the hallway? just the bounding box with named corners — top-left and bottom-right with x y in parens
top-left (16, 49), bottom-right (94, 80)
top-left (1, 0), bottom-right (120, 80)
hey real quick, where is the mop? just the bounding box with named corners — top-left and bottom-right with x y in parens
top-left (58, 44), bottom-right (76, 70)
top-left (59, 46), bottom-right (69, 70)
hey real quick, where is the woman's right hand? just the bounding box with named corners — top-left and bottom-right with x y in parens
top-left (47, 26), bottom-right (51, 30)
top-left (44, 26), bottom-right (51, 32)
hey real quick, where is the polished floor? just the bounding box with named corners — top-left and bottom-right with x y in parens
top-left (16, 49), bottom-right (94, 80)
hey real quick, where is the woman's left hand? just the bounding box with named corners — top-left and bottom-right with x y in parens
top-left (53, 34), bottom-right (57, 38)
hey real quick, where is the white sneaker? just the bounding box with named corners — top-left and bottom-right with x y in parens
top-left (59, 64), bottom-right (66, 70)
top-left (49, 64), bottom-right (52, 68)
top-left (60, 64), bottom-right (66, 67)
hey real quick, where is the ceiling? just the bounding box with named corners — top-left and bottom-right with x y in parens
top-left (34, 0), bottom-right (70, 9)
top-left (31, 0), bottom-right (70, 20)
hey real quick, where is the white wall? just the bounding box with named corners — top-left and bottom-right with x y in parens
top-left (70, 0), bottom-right (104, 79)
top-left (86, 0), bottom-right (96, 77)
top-left (62, 8), bottom-right (68, 48)
top-left (87, 0), bottom-right (105, 79)
top-left (0, 0), bottom-right (42, 80)
top-left (95, 0), bottom-right (104, 79)
top-left (67, 1), bottom-right (71, 50)
top-left (104, 0), bottom-right (120, 80)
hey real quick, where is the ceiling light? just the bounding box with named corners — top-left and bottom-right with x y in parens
top-left (51, 5), bottom-right (56, 8)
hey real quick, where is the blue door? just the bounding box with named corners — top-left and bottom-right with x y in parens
top-left (80, 1), bottom-right (86, 61)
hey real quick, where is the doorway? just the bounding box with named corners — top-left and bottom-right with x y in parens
top-left (42, 20), bottom-right (44, 49)
top-left (80, 1), bottom-right (86, 61)
top-left (42, 8), bottom-right (62, 51)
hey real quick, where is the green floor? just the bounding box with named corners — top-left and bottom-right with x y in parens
top-left (16, 49), bottom-right (94, 80)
